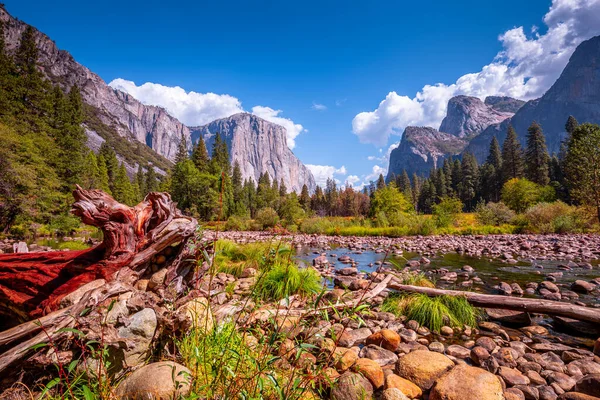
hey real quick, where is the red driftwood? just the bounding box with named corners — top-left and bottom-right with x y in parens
top-left (0, 186), bottom-right (197, 322)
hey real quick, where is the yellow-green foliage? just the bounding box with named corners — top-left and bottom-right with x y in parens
top-left (253, 261), bottom-right (322, 301)
top-left (501, 178), bottom-right (555, 213)
top-left (522, 201), bottom-right (587, 233)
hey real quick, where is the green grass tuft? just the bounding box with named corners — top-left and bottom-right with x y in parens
top-left (253, 261), bottom-right (322, 301)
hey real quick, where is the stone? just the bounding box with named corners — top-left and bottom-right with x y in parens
top-left (338, 328), bottom-right (372, 347)
top-left (558, 394), bottom-right (600, 400)
top-left (441, 326), bottom-right (454, 336)
top-left (498, 367), bottom-right (531, 386)
top-left (476, 337), bottom-right (498, 352)
top-left (352, 358), bottom-right (384, 389)
top-left (117, 308), bottom-right (157, 367)
top-left (177, 297), bottom-right (214, 333)
top-left (331, 372), bottom-right (374, 400)
top-left (575, 374), bottom-right (600, 397)
top-left (382, 388), bottom-right (410, 400)
top-left (521, 325), bottom-right (549, 336)
top-left (430, 364), bottom-right (504, 400)
top-left (446, 344), bottom-right (470, 359)
top-left (366, 329), bottom-right (400, 351)
top-left (334, 347), bottom-right (358, 371)
top-left (429, 342), bottom-right (445, 353)
top-left (395, 350), bottom-right (454, 390)
top-left (548, 372), bottom-right (576, 391)
top-left (384, 374), bottom-right (422, 399)
top-left (571, 280), bottom-right (596, 293)
top-left (148, 268), bottom-right (168, 290)
top-left (359, 344), bottom-right (398, 366)
top-left (115, 361), bottom-right (191, 399)
top-left (540, 281), bottom-right (560, 293)
top-left (471, 346), bottom-right (491, 365)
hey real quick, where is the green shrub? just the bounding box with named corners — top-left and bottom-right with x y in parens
top-left (255, 207), bottom-right (280, 229)
top-left (253, 261), bottom-right (322, 301)
top-left (501, 178), bottom-right (555, 212)
top-left (475, 201), bottom-right (516, 226)
top-left (522, 201), bottom-right (584, 233)
top-left (225, 215), bottom-right (251, 231)
top-left (432, 197), bottom-right (463, 228)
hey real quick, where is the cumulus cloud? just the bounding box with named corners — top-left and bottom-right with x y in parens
top-left (364, 165), bottom-right (387, 183)
top-left (306, 164), bottom-right (347, 187)
top-left (109, 79), bottom-right (306, 149)
top-left (109, 79), bottom-right (243, 126)
top-left (311, 102), bottom-right (327, 111)
top-left (345, 175), bottom-right (361, 187)
top-left (352, 0), bottom-right (600, 146)
top-left (250, 106), bottom-right (306, 149)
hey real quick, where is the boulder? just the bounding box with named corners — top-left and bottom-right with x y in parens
top-left (352, 358), bottom-right (384, 389)
top-left (117, 308), bottom-right (157, 367)
top-left (115, 361), bottom-right (191, 399)
top-left (331, 372), bottom-right (374, 400)
top-left (429, 364), bottom-right (504, 400)
top-left (382, 388), bottom-right (410, 400)
top-left (366, 329), bottom-right (401, 351)
top-left (359, 344), bottom-right (398, 366)
top-left (177, 297), bottom-right (214, 333)
top-left (338, 328), bottom-right (372, 347)
top-left (334, 347), bottom-right (358, 371)
top-left (395, 350), bottom-right (454, 390)
top-left (384, 374), bottom-right (422, 399)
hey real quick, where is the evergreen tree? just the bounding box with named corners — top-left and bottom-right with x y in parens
top-left (191, 135), bottom-right (210, 172)
top-left (175, 133), bottom-right (189, 164)
top-left (0, 21), bottom-right (16, 116)
top-left (99, 143), bottom-right (119, 189)
top-left (112, 163), bottom-right (135, 205)
top-left (210, 132), bottom-right (230, 175)
top-left (376, 174), bottom-right (386, 190)
top-left (417, 179), bottom-right (436, 213)
top-left (524, 121), bottom-right (550, 186)
top-left (325, 178), bottom-right (339, 216)
top-left (442, 159), bottom-right (453, 196)
top-left (411, 173), bottom-right (421, 208)
top-left (501, 125), bottom-right (524, 182)
top-left (82, 151), bottom-right (100, 189)
top-left (279, 178), bottom-right (287, 198)
top-left (565, 115), bottom-right (579, 137)
top-left (459, 152), bottom-right (479, 210)
top-left (485, 136), bottom-right (503, 201)
top-left (399, 170), bottom-right (412, 200)
top-left (299, 184), bottom-right (311, 212)
top-left (96, 154), bottom-right (111, 194)
top-left (451, 159), bottom-right (462, 194)
top-left (145, 165), bottom-right (159, 193)
top-left (136, 164), bottom-right (146, 196)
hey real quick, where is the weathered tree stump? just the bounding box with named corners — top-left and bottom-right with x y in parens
top-left (0, 186), bottom-right (200, 375)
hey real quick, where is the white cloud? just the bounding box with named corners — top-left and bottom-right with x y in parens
top-left (306, 164), bottom-right (347, 187)
top-left (250, 106), bottom-right (306, 149)
top-left (364, 165), bottom-right (387, 183)
top-left (311, 102), bottom-right (327, 111)
top-left (352, 0), bottom-right (600, 146)
top-left (345, 175), bottom-right (361, 187)
top-left (108, 79), bottom-right (307, 149)
top-left (109, 79), bottom-right (243, 126)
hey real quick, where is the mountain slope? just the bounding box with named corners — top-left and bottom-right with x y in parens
top-left (191, 113), bottom-right (316, 193)
top-left (466, 35), bottom-right (600, 162)
top-left (439, 95), bottom-right (514, 138)
top-left (386, 127), bottom-right (468, 180)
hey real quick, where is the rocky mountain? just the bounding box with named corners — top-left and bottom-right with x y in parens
top-left (438, 95), bottom-right (515, 138)
top-left (386, 127), bottom-right (468, 180)
top-left (191, 113), bottom-right (316, 193)
top-left (0, 6), bottom-right (315, 191)
top-left (466, 35), bottom-right (600, 162)
top-left (484, 96), bottom-right (525, 114)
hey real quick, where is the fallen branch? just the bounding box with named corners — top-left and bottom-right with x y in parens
top-left (388, 280), bottom-right (600, 325)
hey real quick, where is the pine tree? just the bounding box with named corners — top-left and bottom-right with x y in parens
top-left (136, 164), bottom-right (146, 197)
top-left (325, 178), bottom-right (339, 216)
top-left (451, 159), bottom-right (462, 194)
top-left (82, 151), bottom-right (100, 189)
top-left (0, 20), bottom-right (16, 116)
top-left (501, 125), bottom-right (524, 182)
top-left (112, 163), bottom-right (135, 205)
top-left (96, 154), bottom-right (111, 194)
top-left (175, 133), bottom-right (189, 164)
top-left (145, 165), bottom-right (159, 193)
top-left (279, 178), bottom-right (287, 198)
top-left (376, 174), bottom-right (386, 190)
top-left (411, 173), bottom-right (421, 208)
top-left (299, 184), bottom-right (311, 211)
top-left (459, 152), bottom-right (479, 210)
top-left (485, 136), bottom-right (503, 201)
top-left (565, 115), bottom-right (579, 137)
top-left (99, 143), bottom-right (119, 189)
top-left (524, 122), bottom-right (550, 186)
top-left (210, 132), bottom-right (230, 175)
top-left (191, 135), bottom-right (210, 172)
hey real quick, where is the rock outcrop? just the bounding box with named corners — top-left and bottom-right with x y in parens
top-left (386, 127), bottom-right (468, 180)
top-left (191, 113), bottom-right (316, 193)
top-left (484, 96), bottom-right (525, 114)
top-left (439, 95), bottom-right (515, 138)
top-left (0, 6), bottom-right (315, 190)
top-left (466, 35), bottom-right (600, 162)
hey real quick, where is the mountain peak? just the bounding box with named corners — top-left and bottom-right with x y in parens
top-left (439, 95), bottom-right (514, 138)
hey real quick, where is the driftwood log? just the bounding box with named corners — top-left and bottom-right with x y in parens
top-left (0, 187), bottom-right (200, 374)
top-left (388, 280), bottom-right (600, 324)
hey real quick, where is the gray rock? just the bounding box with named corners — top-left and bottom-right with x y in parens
top-left (118, 308), bottom-right (157, 367)
top-left (115, 361), bottom-right (191, 399)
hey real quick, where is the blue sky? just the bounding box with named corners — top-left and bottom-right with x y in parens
top-left (7, 0), bottom-right (600, 187)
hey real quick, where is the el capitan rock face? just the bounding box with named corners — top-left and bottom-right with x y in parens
top-left (439, 95), bottom-right (515, 138)
top-left (0, 6), bottom-right (315, 190)
top-left (386, 127), bottom-right (468, 180)
top-left (191, 113), bottom-right (316, 193)
top-left (466, 35), bottom-right (600, 162)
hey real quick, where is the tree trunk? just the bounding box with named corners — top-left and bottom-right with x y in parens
top-left (388, 281), bottom-right (600, 324)
top-left (0, 186), bottom-right (198, 322)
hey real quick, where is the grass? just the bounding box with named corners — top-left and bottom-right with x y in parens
top-left (252, 261), bottom-right (322, 301)
top-left (213, 239), bottom-right (292, 277)
top-left (382, 293), bottom-right (480, 332)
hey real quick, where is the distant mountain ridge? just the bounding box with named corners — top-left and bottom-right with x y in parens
top-left (387, 35), bottom-right (600, 179)
top-left (0, 6), bottom-right (315, 191)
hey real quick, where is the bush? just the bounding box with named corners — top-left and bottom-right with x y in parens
top-left (501, 178), bottom-right (555, 213)
top-left (475, 201), bottom-right (516, 226)
top-left (522, 201), bottom-right (584, 233)
top-left (253, 262), bottom-right (322, 301)
top-left (225, 215), bottom-right (251, 231)
top-left (255, 207), bottom-right (279, 229)
top-left (432, 197), bottom-right (463, 228)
